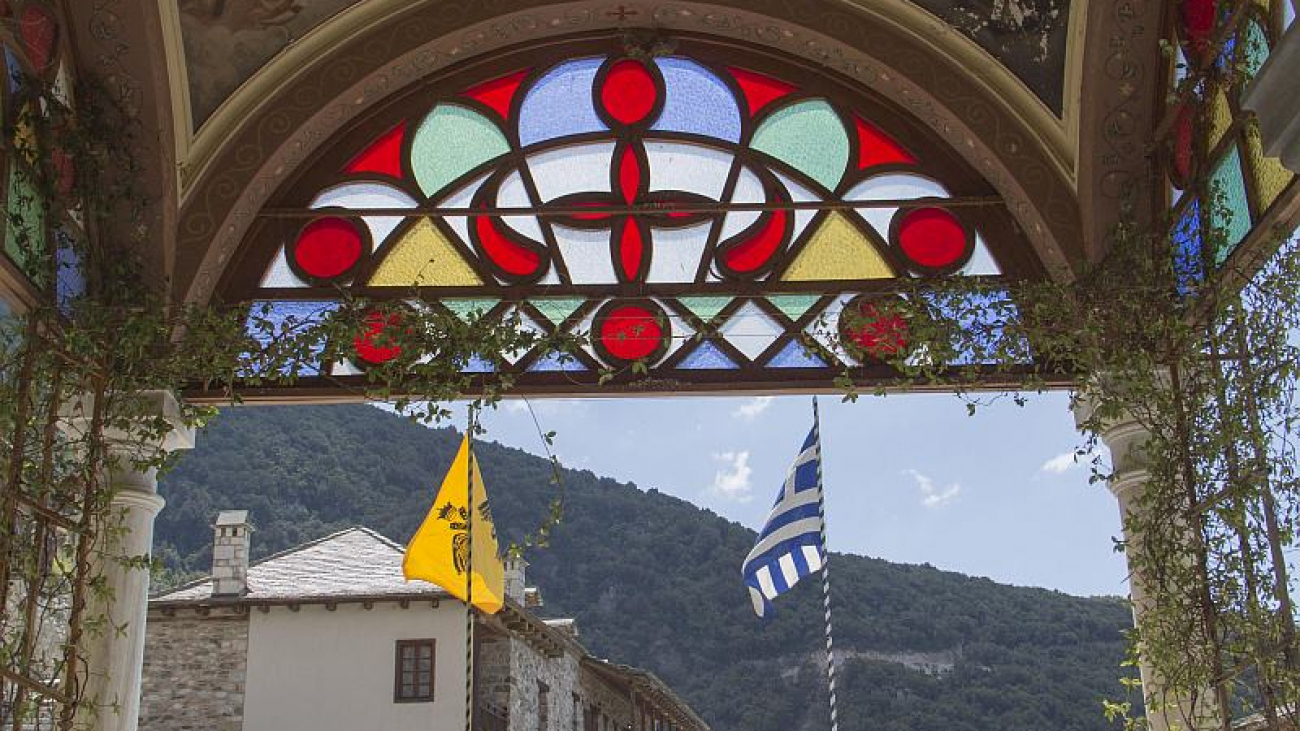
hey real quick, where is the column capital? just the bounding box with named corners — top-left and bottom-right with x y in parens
top-left (1071, 370), bottom-right (1169, 477)
top-left (1242, 23), bottom-right (1300, 173)
top-left (111, 489), bottom-right (166, 516)
top-left (1109, 468), bottom-right (1151, 503)
top-left (60, 390), bottom-right (196, 454)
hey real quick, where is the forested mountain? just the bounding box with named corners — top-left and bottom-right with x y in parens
top-left (155, 404), bottom-right (1135, 731)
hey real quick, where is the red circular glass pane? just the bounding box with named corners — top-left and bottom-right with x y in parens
top-left (1180, 0), bottom-right (1217, 59)
top-left (599, 60), bottom-right (658, 126)
top-left (354, 311), bottom-right (404, 365)
top-left (20, 6), bottom-right (57, 72)
top-left (599, 304), bottom-right (665, 361)
top-left (896, 208), bottom-right (968, 270)
top-left (838, 298), bottom-right (908, 360)
top-left (293, 217), bottom-right (365, 281)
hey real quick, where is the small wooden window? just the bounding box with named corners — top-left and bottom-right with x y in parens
top-left (394, 639), bottom-right (436, 703)
top-left (537, 681), bottom-right (550, 731)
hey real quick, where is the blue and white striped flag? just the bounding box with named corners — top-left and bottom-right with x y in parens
top-left (741, 418), bottom-right (827, 617)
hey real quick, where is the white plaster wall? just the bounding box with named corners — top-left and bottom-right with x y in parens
top-left (243, 602), bottom-right (467, 731)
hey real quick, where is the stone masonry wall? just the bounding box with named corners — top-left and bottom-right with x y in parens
top-left (139, 609), bottom-right (249, 731)
top-left (477, 635), bottom-right (513, 720)
top-left (579, 668), bottom-right (633, 731)
top-left (476, 633), bottom-right (582, 731)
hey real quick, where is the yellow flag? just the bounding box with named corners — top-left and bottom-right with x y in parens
top-left (403, 436), bottom-right (505, 613)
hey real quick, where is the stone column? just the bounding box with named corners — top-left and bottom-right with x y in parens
top-left (1241, 23), bottom-right (1300, 173)
top-left (1074, 394), bottom-right (1207, 731)
top-left (63, 391), bottom-right (195, 731)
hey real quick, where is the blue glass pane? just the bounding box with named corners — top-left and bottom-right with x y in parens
top-left (766, 340), bottom-right (827, 368)
top-left (922, 290), bottom-right (1028, 365)
top-left (1173, 198), bottom-right (1204, 295)
top-left (518, 58), bottom-right (607, 147)
top-left (6, 47), bottom-right (22, 93)
top-left (1209, 147), bottom-right (1251, 265)
top-left (1215, 34), bottom-right (1237, 74)
top-left (463, 354), bottom-right (495, 373)
top-left (651, 57), bottom-right (742, 143)
top-left (677, 341), bottom-right (739, 369)
top-left (243, 301), bottom-right (339, 376)
top-left (54, 231), bottom-right (84, 314)
top-left (528, 351), bottom-right (588, 372)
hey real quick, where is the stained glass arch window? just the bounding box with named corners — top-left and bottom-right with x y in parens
top-left (223, 36), bottom-right (1048, 394)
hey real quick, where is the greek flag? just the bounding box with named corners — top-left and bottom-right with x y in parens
top-left (742, 418), bottom-right (827, 617)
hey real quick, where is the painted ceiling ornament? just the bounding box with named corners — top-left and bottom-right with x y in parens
top-left (244, 47), bottom-right (1013, 382)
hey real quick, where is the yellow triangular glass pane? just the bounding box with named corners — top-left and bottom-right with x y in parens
top-left (369, 218), bottom-right (483, 287)
top-left (1245, 123), bottom-right (1294, 213)
top-left (782, 212), bottom-right (894, 281)
top-left (1208, 86), bottom-right (1232, 151)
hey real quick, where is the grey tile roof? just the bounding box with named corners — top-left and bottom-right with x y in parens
top-left (153, 526), bottom-right (447, 604)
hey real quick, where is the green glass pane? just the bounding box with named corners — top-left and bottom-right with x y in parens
top-left (750, 100), bottom-right (850, 191)
top-left (765, 294), bottom-right (821, 322)
top-left (1208, 147), bottom-right (1252, 265)
top-left (442, 298), bottom-right (499, 322)
top-left (677, 296), bottom-right (732, 324)
top-left (411, 104), bottom-right (510, 198)
top-left (530, 298), bottom-right (585, 325)
top-left (5, 165), bottom-right (46, 285)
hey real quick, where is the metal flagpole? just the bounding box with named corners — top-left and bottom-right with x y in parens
top-left (812, 397), bottom-right (839, 731)
top-left (464, 404), bottom-right (477, 731)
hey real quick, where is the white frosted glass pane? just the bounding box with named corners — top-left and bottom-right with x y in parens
top-left (497, 170), bottom-right (545, 241)
top-left (311, 182), bottom-right (418, 247)
top-left (502, 308), bottom-right (546, 364)
top-left (644, 142), bottom-right (732, 199)
top-left (311, 182), bottom-right (417, 210)
top-left (436, 172), bottom-right (490, 247)
top-left (720, 167), bottom-right (763, 240)
top-left (527, 142), bottom-right (616, 201)
top-left (844, 173), bottom-right (949, 202)
top-left (960, 233), bottom-right (1001, 275)
top-left (773, 171), bottom-right (820, 244)
top-left (647, 222), bottom-right (711, 283)
top-left (719, 301), bottom-right (782, 361)
top-left (854, 208), bottom-right (897, 240)
top-left (802, 292), bottom-right (855, 365)
top-left (1174, 46), bottom-right (1190, 84)
top-left (331, 360), bottom-right (364, 376)
top-left (553, 226), bottom-right (616, 284)
top-left (259, 244), bottom-right (308, 288)
top-left (654, 297), bottom-right (694, 362)
top-left (573, 306), bottom-right (601, 363)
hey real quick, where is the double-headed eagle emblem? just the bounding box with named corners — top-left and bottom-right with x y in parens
top-left (436, 500), bottom-right (495, 574)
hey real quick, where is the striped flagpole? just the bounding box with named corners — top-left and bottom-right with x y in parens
top-left (464, 405), bottom-right (477, 731)
top-left (812, 398), bottom-right (839, 731)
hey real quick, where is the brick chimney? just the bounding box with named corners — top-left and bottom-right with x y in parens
top-left (211, 510), bottom-right (251, 597)
top-left (504, 555), bottom-right (527, 605)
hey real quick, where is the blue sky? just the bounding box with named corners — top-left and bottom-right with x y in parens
top-left (417, 391), bottom-right (1129, 598)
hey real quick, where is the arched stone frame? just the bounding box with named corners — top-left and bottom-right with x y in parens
top-left (167, 0), bottom-right (1094, 310)
top-left (46, 0), bottom-right (1173, 313)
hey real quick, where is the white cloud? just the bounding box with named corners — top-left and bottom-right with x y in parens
top-left (903, 469), bottom-right (961, 509)
top-left (733, 397), bottom-right (774, 420)
top-left (710, 451), bottom-right (754, 502)
top-left (503, 400), bottom-right (530, 414)
top-left (1038, 450), bottom-right (1100, 475)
